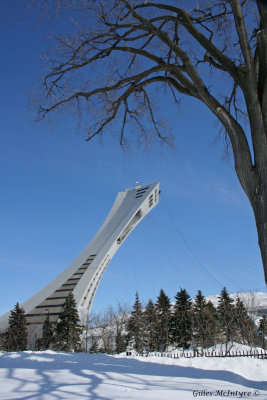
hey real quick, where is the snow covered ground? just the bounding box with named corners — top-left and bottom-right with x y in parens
top-left (0, 350), bottom-right (266, 400)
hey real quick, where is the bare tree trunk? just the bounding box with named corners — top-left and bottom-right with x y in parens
top-left (235, 158), bottom-right (267, 285)
top-left (251, 179), bottom-right (267, 284)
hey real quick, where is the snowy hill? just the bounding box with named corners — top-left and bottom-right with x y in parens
top-left (0, 350), bottom-right (266, 400)
top-left (206, 291), bottom-right (267, 314)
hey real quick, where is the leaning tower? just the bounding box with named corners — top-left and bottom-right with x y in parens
top-left (0, 182), bottom-right (160, 336)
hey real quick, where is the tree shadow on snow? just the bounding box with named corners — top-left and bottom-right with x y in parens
top-left (0, 352), bottom-right (266, 400)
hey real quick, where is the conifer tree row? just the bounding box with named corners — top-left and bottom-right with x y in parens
top-left (126, 287), bottom-right (264, 354)
top-left (1, 288), bottom-right (266, 353)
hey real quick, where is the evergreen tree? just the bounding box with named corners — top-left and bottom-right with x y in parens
top-left (0, 331), bottom-right (5, 351)
top-left (127, 293), bottom-right (145, 354)
top-left (36, 314), bottom-right (54, 350)
top-left (192, 290), bottom-right (207, 351)
top-left (155, 289), bottom-right (171, 352)
top-left (115, 330), bottom-right (127, 354)
top-left (171, 289), bottom-right (192, 350)
top-left (143, 299), bottom-right (157, 352)
top-left (53, 293), bottom-right (82, 352)
top-left (217, 287), bottom-right (236, 351)
top-left (110, 305), bottom-right (128, 354)
top-left (192, 291), bottom-right (220, 351)
top-left (5, 303), bottom-right (28, 351)
top-left (43, 314), bottom-right (54, 349)
top-left (90, 341), bottom-right (99, 353)
top-left (234, 297), bottom-right (255, 345)
top-left (204, 300), bottom-right (219, 348)
top-left (258, 315), bottom-right (267, 349)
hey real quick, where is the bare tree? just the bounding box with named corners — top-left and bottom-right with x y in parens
top-left (79, 308), bottom-right (92, 352)
top-left (84, 303), bottom-right (130, 353)
top-left (235, 291), bottom-right (261, 320)
top-left (36, 0), bottom-right (267, 283)
top-left (88, 307), bottom-right (116, 353)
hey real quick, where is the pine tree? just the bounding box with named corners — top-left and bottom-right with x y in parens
top-left (143, 299), bottom-right (157, 352)
top-left (115, 330), bottom-right (127, 354)
top-left (5, 303), bottom-right (28, 351)
top-left (204, 300), bottom-right (219, 348)
top-left (155, 289), bottom-right (171, 352)
top-left (114, 305), bottom-right (128, 354)
top-left (115, 312), bottom-right (129, 354)
top-left (38, 314), bottom-right (54, 350)
top-left (90, 341), bottom-right (99, 353)
top-left (217, 287), bottom-right (236, 351)
top-left (192, 290), bottom-right (207, 352)
top-left (171, 289), bottom-right (192, 350)
top-left (0, 331), bottom-right (5, 351)
top-left (234, 297), bottom-right (255, 345)
top-left (258, 315), bottom-right (267, 350)
top-left (127, 293), bottom-right (145, 354)
top-left (53, 293), bottom-right (82, 352)
top-left (192, 292), bottom-right (220, 351)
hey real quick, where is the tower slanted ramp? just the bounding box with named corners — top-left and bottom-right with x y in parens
top-left (0, 182), bottom-right (160, 334)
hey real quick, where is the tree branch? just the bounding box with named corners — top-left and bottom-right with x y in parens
top-left (130, 1), bottom-right (244, 84)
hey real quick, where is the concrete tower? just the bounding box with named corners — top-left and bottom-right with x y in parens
top-left (0, 182), bottom-right (160, 334)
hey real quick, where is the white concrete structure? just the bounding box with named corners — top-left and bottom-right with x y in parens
top-left (0, 182), bottom-right (160, 333)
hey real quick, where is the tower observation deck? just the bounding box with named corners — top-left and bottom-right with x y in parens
top-left (0, 182), bottom-right (160, 335)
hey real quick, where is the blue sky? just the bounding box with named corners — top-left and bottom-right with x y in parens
top-left (0, 1), bottom-right (266, 316)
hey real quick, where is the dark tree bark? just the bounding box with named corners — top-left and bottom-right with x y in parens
top-left (36, 0), bottom-right (267, 283)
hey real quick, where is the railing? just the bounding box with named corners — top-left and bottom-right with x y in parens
top-left (145, 349), bottom-right (267, 359)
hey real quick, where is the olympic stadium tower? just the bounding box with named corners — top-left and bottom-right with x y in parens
top-left (0, 182), bottom-right (160, 336)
